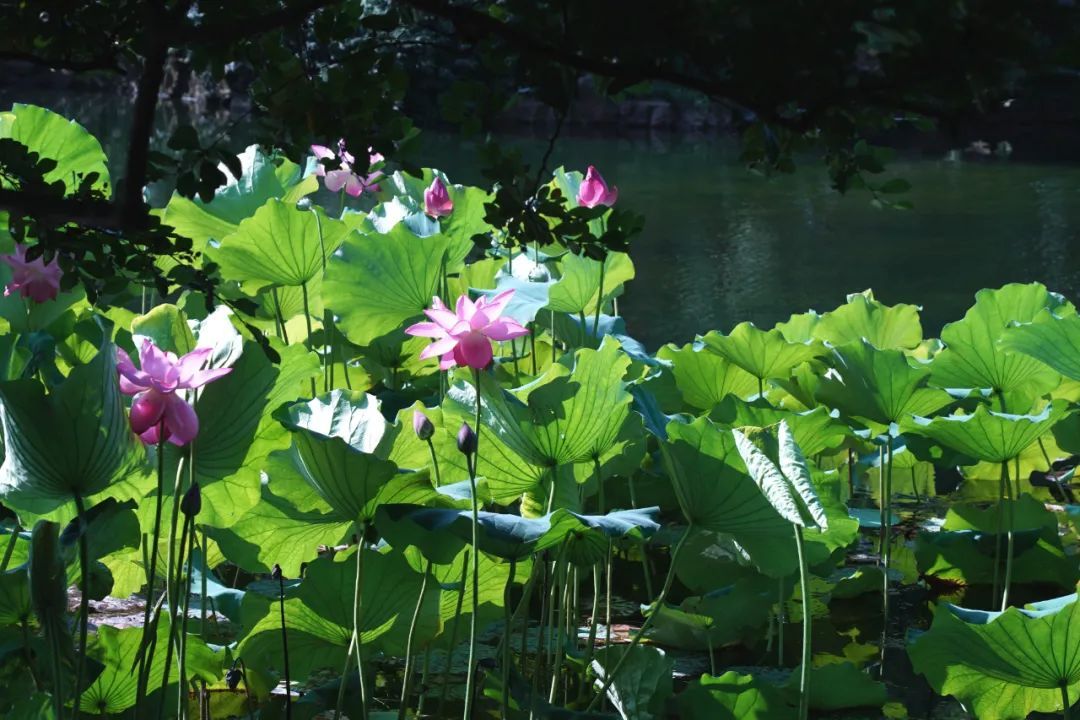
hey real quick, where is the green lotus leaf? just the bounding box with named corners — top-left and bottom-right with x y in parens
top-left (813, 290), bottom-right (923, 350)
top-left (547, 251), bottom-right (634, 315)
top-left (130, 303), bottom-right (196, 356)
top-left (212, 199), bottom-right (350, 292)
top-left (239, 547), bottom-right (439, 681)
top-left (909, 586), bottom-right (1080, 720)
top-left (381, 169), bottom-right (493, 256)
top-left (0, 567), bottom-right (30, 627)
top-left (1000, 307), bottom-right (1080, 381)
top-left (159, 145), bottom-right (317, 250)
top-left (701, 322), bottom-right (825, 387)
top-left (816, 339), bottom-right (952, 429)
top-left (538, 507), bottom-right (661, 567)
top-left (162, 340), bottom-right (320, 528)
top-left (444, 337), bottom-right (636, 503)
top-left (647, 572), bottom-right (775, 650)
top-left (80, 622), bottom-right (220, 714)
top-left (731, 422), bottom-right (827, 530)
top-left (902, 401), bottom-right (1067, 463)
top-left (589, 645), bottom-right (673, 720)
top-left (659, 417), bottom-right (794, 575)
top-left (677, 671), bottom-right (793, 719)
top-left (324, 224), bottom-right (469, 346)
top-left (0, 104), bottom-right (109, 193)
top-left (657, 339), bottom-right (760, 411)
top-left (775, 311), bottom-right (821, 344)
top-left (786, 662), bottom-right (887, 711)
top-left (0, 341), bottom-right (143, 517)
top-left (930, 283), bottom-right (1069, 412)
top-left (709, 397), bottom-right (851, 457)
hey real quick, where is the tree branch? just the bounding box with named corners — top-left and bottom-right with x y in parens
top-left (173, 0), bottom-right (342, 45)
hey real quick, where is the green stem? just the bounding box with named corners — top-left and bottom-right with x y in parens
top-left (426, 439), bottom-right (443, 487)
top-left (178, 528), bottom-right (196, 719)
top-left (279, 572), bottom-right (292, 720)
top-left (300, 281), bottom-right (317, 397)
top-left (706, 630), bottom-right (716, 676)
top-left (627, 475), bottom-right (654, 598)
top-left (1001, 461), bottom-right (1015, 611)
top-left (159, 516), bottom-right (192, 720)
top-left (993, 460), bottom-right (1006, 608)
top-left (399, 560), bottom-right (432, 720)
top-left (586, 525), bottom-right (693, 711)
top-left (332, 635), bottom-right (355, 720)
top-left (882, 438), bottom-right (893, 663)
top-left (437, 551), bottom-right (469, 719)
top-left (794, 526), bottom-right (811, 720)
top-left (72, 494), bottom-right (90, 720)
top-left (777, 578), bottom-right (785, 667)
top-left (137, 428), bottom-right (169, 712)
top-left (1063, 680), bottom-right (1072, 719)
top-left (351, 533), bottom-right (368, 720)
top-left (416, 643), bottom-right (433, 718)
top-left (501, 559), bottom-right (516, 719)
top-left (463, 367), bottom-right (482, 720)
top-left (593, 256), bottom-right (605, 340)
top-left (271, 288), bottom-right (290, 344)
top-left (200, 530), bottom-right (208, 640)
top-left (548, 552), bottom-right (570, 703)
top-left (0, 523), bottom-right (20, 572)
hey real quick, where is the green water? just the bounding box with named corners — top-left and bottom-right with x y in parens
top-left (7, 91), bottom-right (1080, 349)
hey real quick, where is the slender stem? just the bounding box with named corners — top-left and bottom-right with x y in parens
top-left (794, 526), bottom-right (811, 720)
top-left (586, 525), bottom-right (693, 711)
top-left (399, 560), bottom-right (432, 720)
top-left (501, 559), bottom-right (516, 719)
top-left (581, 562), bottom-right (601, 701)
top-left (757, 376), bottom-right (764, 399)
top-left (706, 629), bottom-right (716, 676)
top-left (271, 288), bottom-right (289, 344)
top-left (593, 256), bottom-right (605, 340)
top-left (777, 577), bottom-right (785, 667)
top-left (548, 552), bottom-right (570, 703)
top-left (160, 517), bottom-right (192, 720)
top-left (426, 440), bottom-right (443, 487)
top-left (352, 534), bottom-right (368, 720)
top-left (200, 530), bottom-right (208, 639)
top-left (846, 448), bottom-right (854, 500)
top-left (240, 661), bottom-right (256, 720)
top-left (332, 635), bottom-right (355, 720)
top-left (882, 438), bottom-right (893, 663)
top-left (1002, 461), bottom-right (1015, 611)
top-left (550, 310), bottom-right (556, 363)
top-left (300, 281), bottom-right (317, 397)
top-left (437, 551), bottom-right (469, 719)
top-left (877, 444), bottom-right (886, 560)
top-left (530, 324), bottom-right (538, 375)
top-left (416, 642), bottom-right (432, 718)
top-left (0, 523), bottom-right (20, 571)
top-left (463, 368), bottom-right (482, 720)
top-left (137, 428), bottom-right (169, 712)
top-left (1063, 680), bottom-right (1072, 719)
top-left (627, 475), bottom-right (654, 598)
top-left (993, 460), bottom-right (1006, 607)
top-left (578, 310), bottom-right (588, 344)
top-left (72, 494), bottom-right (90, 720)
top-left (179, 527), bottom-right (197, 720)
top-left (279, 573), bottom-right (292, 720)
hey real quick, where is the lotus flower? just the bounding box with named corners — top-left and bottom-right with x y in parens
top-left (405, 291), bottom-right (529, 370)
top-left (311, 139), bottom-right (383, 197)
top-left (413, 410), bottom-right (435, 441)
top-left (423, 177), bottom-right (454, 218)
top-left (2, 244), bottom-right (62, 303)
top-left (577, 165), bottom-right (618, 208)
top-left (117, 338), bottom-right (232, 446)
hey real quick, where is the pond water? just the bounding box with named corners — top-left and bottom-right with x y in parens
top-left (8, 91), bottom-right (1080, 349)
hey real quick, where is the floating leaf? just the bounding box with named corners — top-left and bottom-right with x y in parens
top-left (902, 402), bottom-right (1067, 463)
top-left (701, 322), bottom-right (824, 385)
top-left (813, 291), bottom-right (922, 350)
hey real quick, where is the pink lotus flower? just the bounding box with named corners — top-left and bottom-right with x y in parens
top-left (405, 291), bottom-right (529, 370)
top-left (423, 177), bottom-right (454, 218)
top-left (311, 139), bottom-right (383, 197)
top-left (2, 244), bottom-right (62, 303)
top-left (577, 165), bottom-right (618, 208)
top-left (117, 339), bottom-right (232, 446)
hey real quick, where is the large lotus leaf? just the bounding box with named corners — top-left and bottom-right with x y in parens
top-left (444, 338), bottom-right (635, 503)
top-left (0, 342), bottom-right (143, 517)
top-left (324, 224), bottom-right (469, 345)
top-left (816, 339), bottom-right (952, 428)
top-left (656, 340), bottom-right (760, 411)
top-left (80, 622), bottom-right (220, 714)
top-left (813, 290), bottom-right (923, 350)
top-left (547, 251), bottom-right (635, 315)
top-left (0, 104), bottom-right (109, 193)
top-left (280, 390), bottom-right (387, 453)
top-left (162, 341), bottom-right (320, 527)
top-left (381, 169), bottom-right (493, 256)
top-left (710, 397), bottom-right (851, 458)
top-left (130, 304), bottom-right (197, 356)
top-left (481, 259), bottom-right (557, 325)
top-left (731, 425), bottom-right (815, 529)
top-left (0, 567), bottom-right (30, 627)
top-left (590, 645), bottom-right (673, 720)
top-left (677, 671), bottom-right (793, 719)
top-left (701, 322), bottom-right (824, 384)
top-left (648, 572), bottom-right (775, 650)
top-left (375, 504), bottom-right (549, 561)
top-left (902, 401), bottom-right (1067, 463)
top-left (537, 507), bottom-right (661, 566)
top-left (1000, 307), bottom-right (1080, 381)
top-left (159, 145), bottom-right (317, 249)
top-left (786, 662), bottom-right (887, 711)
top-left (930, 283), bottom-right (1068, 411)
top-left (659, 417), bottom-right (793, 571)
top-left (909, 588), bottom-right (1080, 720)
top-left (212, 199), bottom-right (350, 293)
top-left (239, 547), bottom-right (439, 680)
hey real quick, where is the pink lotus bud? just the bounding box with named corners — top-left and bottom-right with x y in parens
top-left (1, 244), bottom-right (62, 303)
top-left (577, 165), bottom-right (619, 208)
top-left (413, 410), bottom-right (435, 441)
top-left (457, 422), bottom-right (477, 456)
top-left (423, 177), bottom-right (454, 218)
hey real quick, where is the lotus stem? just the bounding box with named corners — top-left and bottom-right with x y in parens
top-left (350, 531), bottom-right (368, 720)
top-left (271, 288), bottom-right (290, 344)
top-left (277, 567), bottom-right (293, 720)
top-left (399, 560), bottom-right (432, 720)
top-left (627, 474), bottom-right (654, 598)
top-left (72, 494), bottom-right (90, 720)
top-left (1002, 461), bottom-right (1015, 611)
top-left (593, 255), bottom-right (605, 341)
top-left (777, 578), bottom-right (785, 667)
top-left (584, 562), bottom-right (601, 673)
top-left (706, 629), bottom-right (716, 676)
top-left (530, 324), bottom-right (538, 375)
top-left (160, 450), bottom-right (190, 719)
top-left (794, 525), bottom-right (811, 720)
top-left (159, 514), bottom-right (192, 720)
top-left (586, 524), bottom-right (693, 712)
top-left (137, 428), bottom-right (169, 713)
top-left (332, 635), bottom-right (355, 720)
top-left (416, 642), bottom-right (433, 718)
top-left (426, 438), bottom-right (442, 487)
top-left (300, 281), bottom-right (317, 397)
top-left (0, 523), bottom-right (20, 572)
top-left (549, 554), bottom-right (570, 703)
top-left (178, 527), bottom-right (197, 719)
top-left (437, 551), bottom-right (469, 719)
top-left (501, 558), bottom-right (517, 719)
top-left (993, 461), bottom-right (1006, 608)
top-left (463, 368), bottom-right (483, 720)
top-left (877, 444), bottom-right (886, 560)
top-left (200, 530), bottom-right (208, 639)
top-left (757, 376), bottom-right (764, 400)
top-left (1062, 680), bottom-right (1072, 718)
top-left (881, 438), bottom-right (893, 667)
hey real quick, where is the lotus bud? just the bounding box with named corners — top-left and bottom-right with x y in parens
top-left (576, 165), bottom-right (619, 208)
top-left (180, 481), bottom-right (201, 518)
top-left (296, 197), bottom-right (312, 211)
top-left (457, 422), bottom-right (477, 457)
top-left (271, 563), bottom-right (283, 582)
top-left (413, 410), bottom-right (435, 441)
top-left (423, 177), bottom-right (454, 218)
top-left (225, 667), bottom-right (243, 690)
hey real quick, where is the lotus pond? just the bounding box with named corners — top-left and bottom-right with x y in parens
top-left (2, 104), bottom-right (1080, 720)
